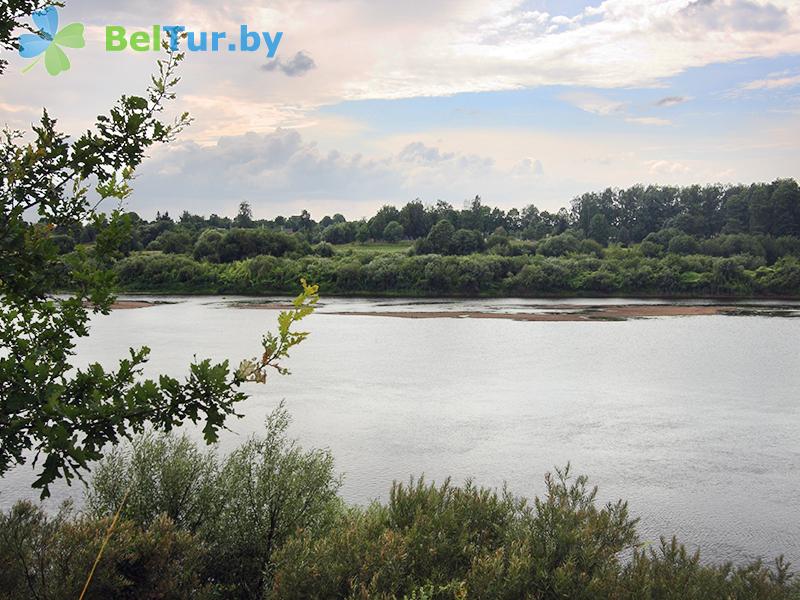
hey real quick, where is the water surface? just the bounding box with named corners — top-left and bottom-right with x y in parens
top-left (3, 296), bottom-right (799, 564)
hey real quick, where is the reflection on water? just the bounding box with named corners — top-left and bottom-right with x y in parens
top-left (2, 296), bottom-right (799, 565)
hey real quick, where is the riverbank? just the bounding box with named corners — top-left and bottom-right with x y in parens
top-left (325, 305), bottom-right (741, 321)
top-left (110, 250), bottom-right (800, 300)
top-left (111, 296), bottom-right (800, 320)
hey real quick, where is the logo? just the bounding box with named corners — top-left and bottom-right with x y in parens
top-left (18, 7), bottom-right (85, 76)
top-left (16, 8), bottom-right (281, 76)
top-left (105, 26), bottom-right (283, 57)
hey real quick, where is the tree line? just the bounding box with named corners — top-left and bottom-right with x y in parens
top-left (50, 179), bottom-right (800, 255)
top-left (43, 178), bottom-right (800, 297)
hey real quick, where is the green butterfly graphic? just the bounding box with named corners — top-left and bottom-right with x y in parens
top-left (18, 7), bottom-right (85, 76)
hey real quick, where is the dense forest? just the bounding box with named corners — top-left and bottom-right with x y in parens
top-left (50, 179), bottom-right (800, 296)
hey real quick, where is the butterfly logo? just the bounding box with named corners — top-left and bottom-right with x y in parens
top-left (18, 6), bottom-right (85, 76)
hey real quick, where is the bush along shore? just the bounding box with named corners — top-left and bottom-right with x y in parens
top-left (1, 405), bottom-right (797, 600)
top-left (108, 249), bottom-right (800, 298)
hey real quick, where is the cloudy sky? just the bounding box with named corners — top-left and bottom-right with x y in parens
top-left (2, 0), bottom-right (799, 219)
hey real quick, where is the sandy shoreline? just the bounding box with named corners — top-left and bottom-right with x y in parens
top-left (102, 300), bottom-right (799, 320)
top-left (325, 305), bottom-right (797, 321)
top-left (91, 300), bottom-right (174, 310)
top-left (109, 300), bottom-right (158, 309)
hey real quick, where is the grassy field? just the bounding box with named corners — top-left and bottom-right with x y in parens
top-left (336, 241), bottom-right (413, 255)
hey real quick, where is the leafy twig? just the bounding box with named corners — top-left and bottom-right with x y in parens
top-left (236, 279), bottom-right (319, 383)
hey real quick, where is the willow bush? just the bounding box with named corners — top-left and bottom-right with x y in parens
top-left (1, 409), bottom-right (797, 600)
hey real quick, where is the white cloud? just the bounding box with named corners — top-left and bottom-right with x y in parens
top-left (320, 0), bottom-right (800, 101)
top-left (3, 0), bottom-right (799, 217)
top-left (0, 102), bottom-right (36, 113)
top-left (511, 158), bottom-right (544, 176)
top-left (6, 0), bottom-right (799, 130)
top-left (626, 116), bottom-right (672, 126)
top-left (115, 122), bottom-right (799, 220)
top-left (560, 92), bottom-right (627, 115)
top-left (397, 142), bottom-right (456, 164)
top-left (560, 95), bottom-right (672, 126)
top-left (128, 130), bottom-right (522, 217)
top-left (646, 159), bottom-right (691, 175)
top-left (740, 72), bottom-right (800, 90)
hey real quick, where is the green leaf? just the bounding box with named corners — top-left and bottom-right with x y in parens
top-left (54, 23), bottom-right (85, 49)
top-left (128, 96), bottom-right (148, 110)
top-left (44, 44), bottom-right (70, 76)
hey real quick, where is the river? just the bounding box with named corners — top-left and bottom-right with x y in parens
top-left (2, 296), bottom-right (799, 564)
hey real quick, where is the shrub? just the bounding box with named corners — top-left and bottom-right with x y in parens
top-left (193, 229), bottom-right (224, 262)
top-left (0, 502), bottom-right (213, 600)
top-left (201, 404), bottom-right (341, 599)
top-left (87, 433), bottom-right (220, 531)
top-left (452, 229), bottom-right (485, 255)
top-left (1, 447), bottom-right (798, 600)
top-left (579, 238), bottom-right (605, 257)
top-left (314, 242), bottom-right (335, 257)
top-left (113, 245), bottom-right (800, 296)
top-left (668, 234), bottom-right (701, 255)
top-left (537, 233), bottom-right (580, 257)
top-left (272, 477), bottom-right (524, 599)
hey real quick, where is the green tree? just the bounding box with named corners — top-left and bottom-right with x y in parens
top-left (151, 227), bottom-right (193, 254)
top-left (589, 213), bottom-right (610, 245)
top-left (400, 200), bottom-right (429, 239)
top-left (0, 10), bottom-right (318, 497)
top-left (321, 222), bottom-right (355, 244)
top-left (234, 201), bottom-right (254, 228)
top-left (770, 179), bottom-right (800, 237)
top-left (383, 220), bottom-right (404, 242)
top-left (369, 205), bottom-right (401, 239)
top-left (537, 232), bottom-right (580, 257)
top-left (452, 228), bottom-right (485, 255)
top-left (355, 221), bottom-right (370, 243)
top-left (426, 219), bottom-right (455, 254)
top-left (722, 191), bottom-right (750, 233)
top-left (748, 184), bottom-right (774, 235)
top-left (193, 228), bottom-right (224, 262)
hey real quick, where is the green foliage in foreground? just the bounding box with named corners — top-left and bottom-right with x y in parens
top-left (1, 407), bottom-right (796, 600)
top-left (0, 43), bottom-right (208, 498)
top-left (0, 1), bottom-right (307, 501)
top-left (112, 248), bottom-right (800, 297)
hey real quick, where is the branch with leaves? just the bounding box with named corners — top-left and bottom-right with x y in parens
top-left (236, 279), bottom-right (319, 383)
top-left (0, 15), bottom-right (317, 497)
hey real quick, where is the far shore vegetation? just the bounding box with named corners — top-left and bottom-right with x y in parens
top-left (49, 180), bottom-right (800, 298)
